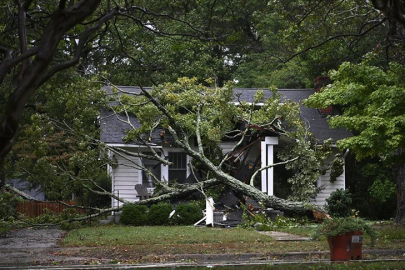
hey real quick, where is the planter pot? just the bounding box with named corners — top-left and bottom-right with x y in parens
top-left (327, 231), bottom-right (364, 261)
top-left (327, 233), bottom-right (351, 261)
top-left (348, 230), bottom-right (363, 260)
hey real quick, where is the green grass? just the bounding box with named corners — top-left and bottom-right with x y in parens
top-left (61, 225), bottom-right (331, 256)
top-left (0, 222), bottom-right (12, 235)
top-left (63, 225), bottom-right (275, 246)
top-left (377, 224), bottom-right (405, 239)
top-left (62, 223), bottom-right (405, 250)
top-left (0, 226), bottom-right (11, 235)
top-left (55, 223), bottom-right (405, 265)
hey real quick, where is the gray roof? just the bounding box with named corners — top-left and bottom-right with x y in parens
top-left (100, 108), bottom-right (171, 145)
top-left (234, 88), bottom-right (352, 143)
top-left (100, 86), bottom-right (352, 145)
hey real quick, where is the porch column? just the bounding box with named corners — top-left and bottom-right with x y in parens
top-left (260, 136), bottom-right (278, 196)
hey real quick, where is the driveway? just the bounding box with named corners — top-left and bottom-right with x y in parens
top-left (0, 227), bottom-right (89, 267)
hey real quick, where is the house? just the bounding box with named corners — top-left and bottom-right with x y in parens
top-left (6, 179), bottom-right (45, 201)
top-left (100, 86), bottom-right (352, 210)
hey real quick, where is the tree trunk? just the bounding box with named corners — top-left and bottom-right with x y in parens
top-left (211, 167), bottom-right (320, 217)
top-left (0, 0), bottom-right (102, 171)
top-left (70, 176), bottom-right (322, 223)
top-left (393, 162), bottom-right (405, 224)
top-left (0, 160), bottom-right (5, 188)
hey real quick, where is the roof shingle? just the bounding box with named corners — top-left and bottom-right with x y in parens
top-left (100, 86), bottom-right (351, 144)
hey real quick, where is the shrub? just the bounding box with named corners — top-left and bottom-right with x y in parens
top-left (312, 217), bottom-right (378, 246)
top-left (173, 203), bottom-right (203, 225)
top-left (119, 204), bottom-right (148, 226)
top-left (148, 203), bottom-right (173, 225)
top-left (0, 187), bottom-right (23, 221)
top-left (326, 189), bottom-right (352, 218)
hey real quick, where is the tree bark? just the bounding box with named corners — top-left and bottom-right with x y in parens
top-left (0, 0), bottom-right (102, 171)
top-left (393, 162), bottom-right (405, 224)
top-left (70, 175), bottom-right (322, 222)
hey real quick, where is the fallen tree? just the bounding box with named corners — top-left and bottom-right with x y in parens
top-left (97, 79), bottom-right (331, 219)
top-left (5, 79), bottom-right (331, 223)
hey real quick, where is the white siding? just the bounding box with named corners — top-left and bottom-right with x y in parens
top-left (312, 166), bottom-right (345, 207)
top-left (219, 142), bottom-right (235, 155)
top-left (219, 141), bottom-right (259, 163)
top-left (111, 151), bottom-right (141, 209)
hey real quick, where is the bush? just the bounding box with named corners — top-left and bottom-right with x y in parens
top-left (173, 203), bottom-right (203, 225)
top-left (0, 187), bottom-right (23, 221)
top-left (148, 203), bottom-right (173, 225)
top-left (312, 217), bottom-right (378, 246)
top-left (119, 204), bottom-right (148, 226)
top-left (326, 189), bottom-right (352, 218)
top-left (82, 176), bottom-right (112, 208)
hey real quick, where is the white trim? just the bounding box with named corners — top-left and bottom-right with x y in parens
top-left (260, 136), bottom-right (279, 196)
top-left (231, 102), bottom-right (284, 106)
top-left (106, 143), bottom-right (163, 148)
top-left (265, 136), bottom-right (278, 145)
top-left (232, 102), bottom-right (265, 106)
top-left (107, 149), bottom-right (115, 211)
top-left (267, 144), bottom-right (274, 196)
top-left (261, 141), bottom-right (267, 193)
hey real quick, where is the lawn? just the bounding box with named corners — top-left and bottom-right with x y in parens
top-left (58, 222), bottom-right (405, 264)
top-left (62, 225), bottom-right (328, 254)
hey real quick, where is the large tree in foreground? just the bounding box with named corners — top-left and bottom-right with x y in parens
top-left (0, 0), bottom-right (106, 186)
top-left (0, 0), bottom-right (262, 187)
top-left (304, 59), bottom-right (405, 224)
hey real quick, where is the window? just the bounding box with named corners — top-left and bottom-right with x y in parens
top-left (141, 154), bottom-right (161, 188)
top-left (169, 152), bottom-right (187, 183)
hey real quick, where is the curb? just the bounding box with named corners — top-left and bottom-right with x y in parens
top-left (1, 249), bottom-right (404, 269)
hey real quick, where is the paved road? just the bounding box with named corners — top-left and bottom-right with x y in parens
top-left (0, 227), bottom-right (64, 249)
top-left (0, 227), bottom-right (87, 267)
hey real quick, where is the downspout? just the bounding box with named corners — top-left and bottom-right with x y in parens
top-left (343, 149), bottom-right (350, 159)
top-left (342, 149), bottom-right (350, 190)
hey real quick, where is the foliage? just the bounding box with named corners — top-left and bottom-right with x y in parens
top-left (304, 60), bottom-right (405, 223)
top-left (234, 1), bottom-right (389, 88)
top-left (148, 203), bottom-right (173, 226)
top-left (173, 203), bottom-right (203, 225)
top-left (345, 156), bottom-right (396, 220)
top-left (278, 140), bottom-right (320, 202)
top-left (369, 179), bottom-right (396, 204)
top-left (80, 176), bottom-right (112, 209)
top-left (0, 187), bottom-right (23, 221)
top-left (239, 203), bottom-right (309, 230)
top-left (312, 217), bottom-right (378, 246)
top-left (4, 70), bottom-right (111, 202)
top-left (92, 1), bottom-right (269, 87)
top-left (326, 189), bottom-right (353, 218)
top-left (304, 60), bottom-right (405, 161)
top-left (238, 209), bottom-right (270, 230)
top-left (0, 206), bottom-right (86, 231)
top-left (0, 0), bottom-right (271, 190)
top-left (329, 154), bottom-right (345, 183)
top-left (115, 78), bottom-right (325, 203)
top-left (27, 208), bottom-right (84, 230)
top-left (119, 204), bottom-right (149, 226)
